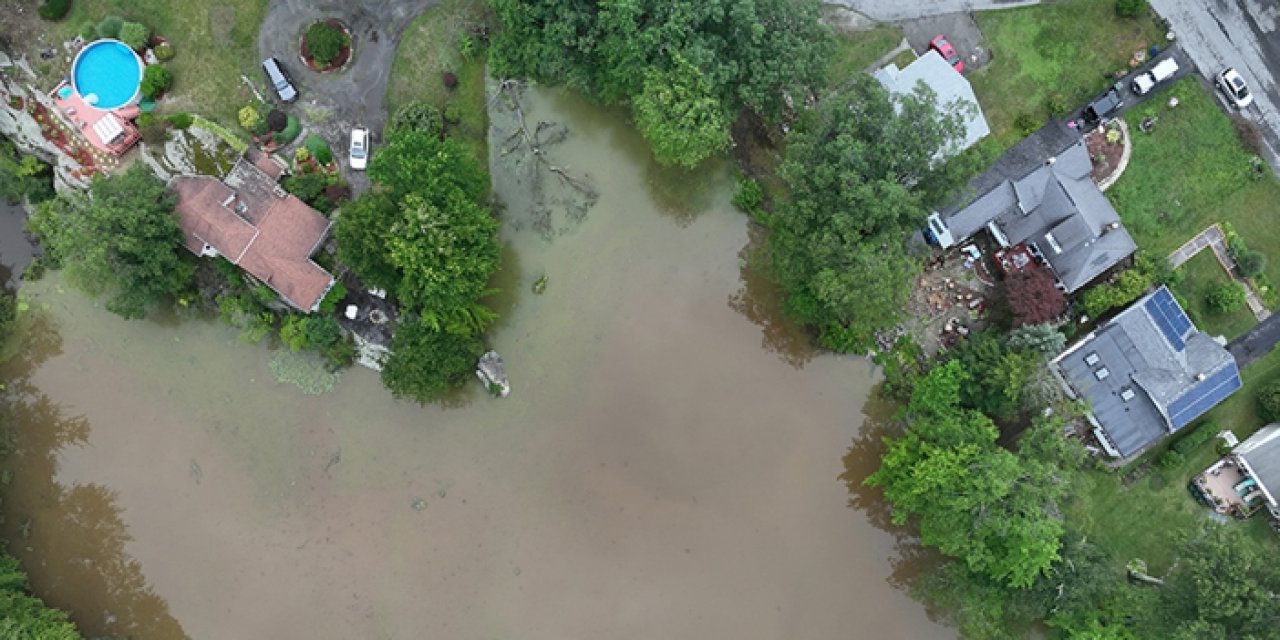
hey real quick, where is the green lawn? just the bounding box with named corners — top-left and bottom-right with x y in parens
top-left (386, 0), bottom-right (492, 163)
top-left (826, 25), bottom-right (905, 86)
top-left (1071, 347), bottom-right (1280, 573)
top-left (969, 0), bottom-right (1166, 148)
top-left (52, 1), bottom-right (269, 126)
top-left (1108, 78), bottom-right (1280, 302)
top-left (1172, 251), bottom-right (1257, 341)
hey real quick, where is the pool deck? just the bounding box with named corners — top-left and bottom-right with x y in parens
top-left (49, 80), bottom-right (140, 158)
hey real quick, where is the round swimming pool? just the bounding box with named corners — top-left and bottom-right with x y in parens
top-left (71, 39), bottom-right (144, 110)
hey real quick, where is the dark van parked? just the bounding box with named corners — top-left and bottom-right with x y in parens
top-left (261, 57), bottom-right (298, 103)
top-left (1083, 88), bottom-right (1122, 124)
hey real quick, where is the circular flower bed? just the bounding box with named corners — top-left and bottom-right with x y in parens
top-left (300, 19), bottom-right (352, 73)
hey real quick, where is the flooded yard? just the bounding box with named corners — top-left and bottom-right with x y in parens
top-left (0, 88), bottom-right (953, 638)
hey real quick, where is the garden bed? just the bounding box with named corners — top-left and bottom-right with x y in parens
top-left (301, 19), bottom-right (352, 73)
top-left (1084, 120), bottom-right (1127, 187)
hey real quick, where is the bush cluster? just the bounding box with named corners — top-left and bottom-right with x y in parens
top-left (305, 21), bottom-right (349, 67)
top-left (1115, 0), bottom-right (1147, 18)
top-left (731, 178), bottom-right (765, 218)
top-left (167, 112), bottom-right (193, 130)
top-left (389, 102), bottom-right (443, 137)
top-left (1206, 281), bottom-right (1246, 314)
top-left (140, 64), bottom-right (172, 99)
top-left (1171, 422), bottom-right (1219, 456)
top-left (97, 15), bottom-right (124, 39)
top-left (305, 134), bottom-right (334, 165)
top-left (118, 21), bottom-right (150, 51)
top-left (154, 42), bottom-right (175, 61)
top-left (37, 0), bottom-right (71, 21)
top-left (1259, 379), bottom-right (1280, 422)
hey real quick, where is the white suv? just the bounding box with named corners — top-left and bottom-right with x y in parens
top-left (1218, 68), bottom-right (1254, 108)
top-left (349, 128), bottom-right (369, 170)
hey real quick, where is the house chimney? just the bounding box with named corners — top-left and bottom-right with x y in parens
top-left (1046, 157), bottom-right (1056, 166)
top-left (1196, 372), bottom-right (1207, 382)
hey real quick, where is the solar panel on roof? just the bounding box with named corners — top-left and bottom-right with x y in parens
top-left (1168, 363), bottom-right (1243, 429)
top-left (1144, 287), bottom-right (1192, 351)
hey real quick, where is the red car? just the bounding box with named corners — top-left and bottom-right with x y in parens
top-left (930, 36), bottom-right (964, 73)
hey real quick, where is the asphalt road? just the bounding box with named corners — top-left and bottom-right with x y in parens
top-left (835, 0), bottom-right (1040, 23)
top-left (1147, 0), bottom-right (1280, 171)
top-left (258, 0), bottom-right (435, 193)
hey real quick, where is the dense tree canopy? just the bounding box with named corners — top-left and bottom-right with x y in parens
top-left (334, 129), bottom-right (500, 402)
top-left (0, 554), bottom-right (81, 639)
top-left (866, 361), bottom-right (1067, 588)
top-left (764, 77), bottom-right (973, 350)
top-left (28, 165), bottom-right (191, 319)
top-left (490, 0), bottom-right (832, 166)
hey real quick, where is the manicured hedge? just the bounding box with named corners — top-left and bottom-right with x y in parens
top-left (274, 115), bottom-right (302, 145)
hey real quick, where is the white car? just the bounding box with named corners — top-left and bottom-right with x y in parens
top-left (1218, 68), bottom-right (1254, 109)
top-left (349, 127), bottom-right (370, 170)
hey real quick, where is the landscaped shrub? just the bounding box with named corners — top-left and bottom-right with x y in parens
top-left (1238, 250), bottom-right (1267, 278)
top-left (1259, 379), bottom-right (1280, 421)
top-left (154, 42), bottom-right (175, 62)
top-left (305, 134), bottom-right (333, 165)
top-left (97, 15), bottom-right (125, 39)
top-left (37, 0), bottom-right (71, 21)
top-left (118, 22), bottom-right (150, 51)
top-left (305, 22), bottom-right (348, 67)
top-left (1014, 112), bottom-right (1039, 136)
top-left (139, 120), bottom-right (168, 146)
top-left (238, 105), bottom-right (264, 134)
top-left (1156, 449), bottom-right (1184, 470)
top-left (1004, 269), bottom-right (1068, 326)
top-left (274, 115), bottom-right (302, 144)
top-left (389, 102), bottom-right (443, 136)
top-left (266, 109), bottom-right (287, 133)
top-left (78, 20), bottom-right (97, 40)
top-left (139, 64), bottom-right (172, 99)
top-left (443, 71), bottom-right (459, 89)
top-left (319, 281), bottom-right (346, 315)
top-left (1206, 281), bottom-right (1246, 313)
top-left (167, 112), bottom-right (193, 130)
top-left (1115, 0), bottom-right (1146, 17)
top-left (443, 104), bottom-right (462, 124)
top-left (1172, 422), bottom-right (1219, 455)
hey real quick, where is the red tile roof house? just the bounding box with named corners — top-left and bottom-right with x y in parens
top-left (170, 150), bottom-right (336, 312)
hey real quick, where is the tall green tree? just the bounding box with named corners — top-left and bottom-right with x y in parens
top-left (490, 0), bottom-right (832, 166)
top-left (866, 361), bottom-right (1065, 588)
top-left (335, 128), bottom-right (501, 403)
top-left (766, 77), bottom-right (973, 351)
top-left (28, 165), bottom-right (191, 319)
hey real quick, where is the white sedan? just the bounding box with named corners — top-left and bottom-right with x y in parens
top-left (349, 127), bottom-right (370, 170)
top-left (1217, 68), bottom-right (1254, 109)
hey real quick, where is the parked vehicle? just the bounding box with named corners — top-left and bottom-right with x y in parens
top-left (261, 57), bottom-right (297, 103)
top-left (1131, 57), bottom-right (1179, 95)
top-left (349, 127), bottom-right (369, 170)
top-left (1083, 88), bottom-right (1122, 124)
top-left (1218, 67), bottom-right (1254, 108)
top-left (930, 36), bottom-right (964, 73)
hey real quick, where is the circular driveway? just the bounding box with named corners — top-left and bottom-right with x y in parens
top-left (258, 0), bottom-right (436, 190)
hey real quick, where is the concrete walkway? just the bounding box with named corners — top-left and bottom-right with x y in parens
top-left (1167, 224), bottom-right (1270, 321)
top-left (829, 0), bottom-right (1042, 23)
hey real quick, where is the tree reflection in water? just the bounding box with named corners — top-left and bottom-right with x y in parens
top-left (0, 311), bottom-right (189, 639)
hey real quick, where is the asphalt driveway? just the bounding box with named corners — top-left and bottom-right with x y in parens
top-left (258, 0), bottom-right (435, 192)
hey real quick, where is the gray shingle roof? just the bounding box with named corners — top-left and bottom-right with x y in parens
top-left (874, 51), bottom-right (990, 154)
top-left (1055, 286), bottom-right (1240, 458)
top-left (1236, 425), bottom-right (1280, 507)
top-left (939, 141), bottom-right (1135, 293)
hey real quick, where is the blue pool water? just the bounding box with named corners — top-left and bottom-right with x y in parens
top-left (72, 40), bottom-right (143, 110)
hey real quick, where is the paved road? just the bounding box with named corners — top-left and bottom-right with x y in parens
top-left (258, 0), bottom-right (435, 193)
top-left (833, 0), bottom-right (1040, 23)
top-left (1149, 0), bottom-right (1280, 172)
top-left (1229, 309), bottom-right (1280, 369)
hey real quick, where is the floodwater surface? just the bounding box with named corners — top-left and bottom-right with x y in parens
top-left (0, 88), bottom-right (954, 638)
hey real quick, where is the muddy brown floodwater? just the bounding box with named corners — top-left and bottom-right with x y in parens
top-left (0, 87), bottom-right (954, 638)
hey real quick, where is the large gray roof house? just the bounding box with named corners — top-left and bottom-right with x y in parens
top-left (1052, 286), bottom-right (1242, 459)
top-left (926, 140), bottom-right (1136, 293)
top-left (874, 50), bottom-right (990, 155)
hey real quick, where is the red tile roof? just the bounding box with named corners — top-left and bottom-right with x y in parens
top-left (171, 156), bottom-right (334, 311)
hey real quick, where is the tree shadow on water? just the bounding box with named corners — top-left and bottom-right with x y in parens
top-left (642, 155), bottom-right (732, 227)
top-left (0, 320), bottom-right (189, 638)
top-left (726, 225), bottom-right (817, 368)
top-left (840, 390), bottom-right (951, 623)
